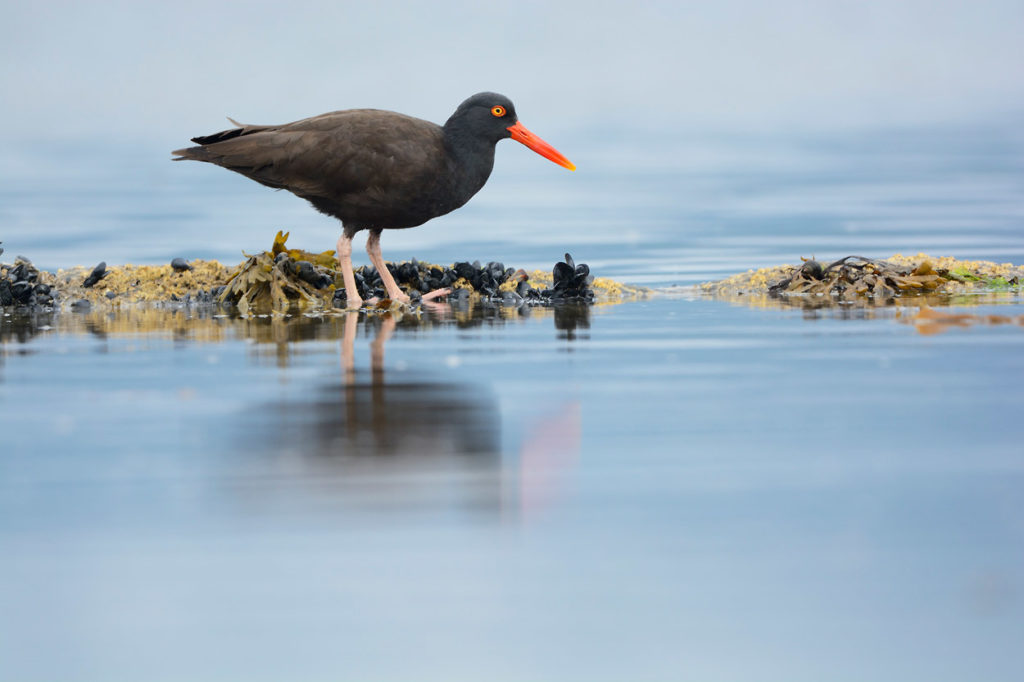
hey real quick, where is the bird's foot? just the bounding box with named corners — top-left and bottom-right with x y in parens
top-left (387, 290), bottom-right (412, 304)
top-left (344, 296), bottom-right (363, 310)
top-left (421, 288), bottom-right (452, 302)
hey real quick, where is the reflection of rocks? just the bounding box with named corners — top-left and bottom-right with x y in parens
top-left (705, 288), bottom-right (1024, 314)
top-left (0, 309), bottom-right (59, 344)
top-left (902, 306), bottom-right (1024, 335)
top-left (0, 298), bottom-right (592, 361)
top-left (553, 303), bottom-right (591, 340)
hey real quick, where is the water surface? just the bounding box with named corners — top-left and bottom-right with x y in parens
top-left (2, 125), bottom-right (1023, 681)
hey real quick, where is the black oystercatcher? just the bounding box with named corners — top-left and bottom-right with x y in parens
top-left (173, 92), bottom-right (575, 308)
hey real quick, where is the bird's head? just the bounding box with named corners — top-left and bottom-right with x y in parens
top-left (447, 92), bottom-right (575, 171)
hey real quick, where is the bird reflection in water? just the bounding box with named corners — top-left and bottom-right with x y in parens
top-left (238, 310), bottom-right (501, 514)
top-left (334, 310), bottom-right (499, 460)
top-left (241, 304), bottom-right (586, 517)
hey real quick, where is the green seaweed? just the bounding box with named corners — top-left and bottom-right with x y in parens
top-left (946, 266), bottom-right (981, 283)
top-left (987, 276), bottom-right (1014, 290)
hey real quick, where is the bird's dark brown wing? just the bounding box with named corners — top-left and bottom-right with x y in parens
top-left (173, 110), bottom-right (448, 220)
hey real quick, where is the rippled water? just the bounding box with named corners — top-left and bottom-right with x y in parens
top-left (2, 124), bottom-right (1024, 681)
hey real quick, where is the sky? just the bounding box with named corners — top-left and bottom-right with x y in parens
top-left (2, 0), bottom-right (1023, 147)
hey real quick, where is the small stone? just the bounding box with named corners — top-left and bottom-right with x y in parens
top-left (552, 261), bottom-right (574, 286)
top-left (800, 260), bottom-right (824, 280)
top-left (82, 262), bottom-right (107, 288)
top-left (70, 298), bottom-right (92, 310)
top-left (10, 263), bottom-right (36, 283)
top-left (0, 279), bottom-right (13, 306)
top-left (170, 257), bottom-right (194, 272)
top-left (11, 281), bottom-right (33, 303)
top-left (105, 291), bottom-right (117, 300)
top-left (397, 262), bottom-right (419, 283)
top-left (453, 261), bottom-right (475, 280)
top-left (294, 260), bottom-right (321, 286)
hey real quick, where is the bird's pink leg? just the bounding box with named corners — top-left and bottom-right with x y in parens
top-left (365, 230), bottom-right (411, 303)
top-left (340, 311), bottom-right (358, 384)
top-left (336, 232), bottom-right (363, 309)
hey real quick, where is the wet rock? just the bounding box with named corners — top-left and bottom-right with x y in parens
top-left (0, 279), bottom-right (13, 306)
top-left (170, 257), bottom-right (194, 272)
top-left (82, 262), bottom-right (107, 288)
top-left (397, 262), bottom-right (419, 283)
top-left (548, 253), bottom-right (595, 302)
top-left (293, 260), bottom-right (319, 286)
top-left (10, 261), bottom-right (37, 284)
top-left (452, 261), bottom-right (475, 281)
top-left (70, 298), bottom-right (92, 310)
top-left (11, 281), bottom-right (34, 303)
top-left (552, 260), bottom-right (574, 284)
top-left (800, 260), bottom-right (824, 280)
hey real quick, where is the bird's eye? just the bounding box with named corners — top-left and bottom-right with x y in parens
top-left (491, 105), bottom-right (506, 117)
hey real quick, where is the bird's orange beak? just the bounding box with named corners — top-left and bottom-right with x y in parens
top-left (507, 121), bottom-right (576, 171)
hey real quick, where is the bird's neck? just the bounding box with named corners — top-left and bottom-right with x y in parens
top-left (441, 120), bottom-right (497, 199)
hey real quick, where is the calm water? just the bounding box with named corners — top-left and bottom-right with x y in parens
top-left (2, 124), bottom-right (1024, 681)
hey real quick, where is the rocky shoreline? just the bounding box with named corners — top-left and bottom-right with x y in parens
top-left (0, 236), bottom-right (642, 314)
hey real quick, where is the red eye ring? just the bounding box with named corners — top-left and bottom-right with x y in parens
top-left (491, 105), bottom-right (506, 117)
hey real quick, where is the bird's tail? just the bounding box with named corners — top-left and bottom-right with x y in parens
top-left (171, 146), bottom-right (209, 162)
top-left (172, 117), bottom-right (271, 161)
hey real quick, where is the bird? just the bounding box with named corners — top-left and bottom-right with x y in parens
top-left (173, 92), bottom-right (575, 308)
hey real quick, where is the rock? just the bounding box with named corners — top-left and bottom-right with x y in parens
top-left (82, 262), bottom-right (107, 288)
top-left (10, 262), bottom-right (36, 283)
top-left (800, 260), bottom-right (823, 280)
top-left (294, 260), bottom-right (320, 286)
top-left (11, 281), bottom-right (33, 303)
top-left (170, 257), bottom-right (194, 272)
top-left (552, 260), bottom-right (573, 285)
